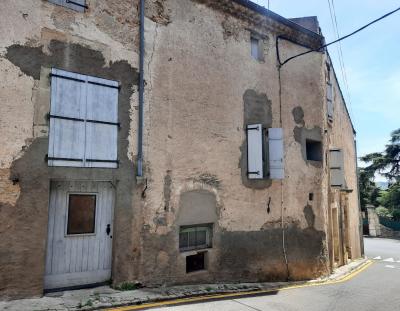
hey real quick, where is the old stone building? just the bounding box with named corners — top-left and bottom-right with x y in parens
top-left (0, 0), bottom-right (363, 299)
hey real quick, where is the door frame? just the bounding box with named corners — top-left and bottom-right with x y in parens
top-left (44, 179), bottom-right (116, 292)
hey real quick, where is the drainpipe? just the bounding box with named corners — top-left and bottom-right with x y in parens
top-left (137, 0), bottom-right (145, 178)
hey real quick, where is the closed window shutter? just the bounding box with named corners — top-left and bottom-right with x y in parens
top-left (48, 69), bottom-right (86, 167)
top-left (327, 68), bottom-right (334, 121)
top-left (247, 124), bottom-right (264, 179)
top-left (268, 128), bottom-right (284, 180)
top-left (85, 76), bottom-right (119, 168)
top-left (330, 149), bottom-right (344, 187)
top-left (251, 37), bottom-right (259, 60)
top-left (48, 69), bottom-right (119, 168)
top-left (48, 0), bottom-right (86, 12)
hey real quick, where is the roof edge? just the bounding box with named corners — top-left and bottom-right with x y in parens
top-left (231, 0), bottom-right (323, 39)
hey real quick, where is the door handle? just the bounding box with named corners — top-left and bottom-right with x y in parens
top-left (106, 224), bottom-right (111, 237)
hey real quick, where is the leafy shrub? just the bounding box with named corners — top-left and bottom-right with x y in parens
top-left (375, 206), bottom-right (392, 218)
top-left (392, 209), bottom-right (400, 221)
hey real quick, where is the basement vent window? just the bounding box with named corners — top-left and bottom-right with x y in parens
top-left (306, 140), bottom-right (323, 162)
top-left (186, 252), bottom-right (206, 273)
top-left (48, 0), bottom-right (87, 12)
top-left (179, 224), bottom-right (213, 252)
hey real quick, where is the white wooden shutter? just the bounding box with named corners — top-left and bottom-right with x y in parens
top-left (48, 0), bottom-right (86, 12)
top-left (330, 149), bottom-right (344, 187)
top-left (48, 69), bottom-right (86, 167)
top-left (85, 76), bottom-right (119, 168)
top-left (247, 124), bottom-right (264, 179)
top-left (48, 69), bottom-right (119, 168)
top-left (268, 128), bottom-right (284, 180)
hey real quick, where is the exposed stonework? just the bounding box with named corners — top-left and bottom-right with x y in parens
top-left (240, 89), bottom-right (273, 189)
top-left (0, 0), bottom-right (361, 300)
top-left (1, 36), bottom-right (139, 298)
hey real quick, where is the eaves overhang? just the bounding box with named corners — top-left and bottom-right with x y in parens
top-left (231, 0), bottom-right (323, 40)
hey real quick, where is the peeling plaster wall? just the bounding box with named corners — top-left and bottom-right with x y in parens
top-left (0, 0), bottom-right (361, 299)
top-left (325, 59), bottom-right (362, 261)
top-left (0, 0), bottom-right (146, 299)
top-left (140, 0), bottom-right (330, 285)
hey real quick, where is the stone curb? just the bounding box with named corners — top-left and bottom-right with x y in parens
top-left (84, 258), bottom-right (370, 311)
top-left (0, 258), bottom-right (369, 311)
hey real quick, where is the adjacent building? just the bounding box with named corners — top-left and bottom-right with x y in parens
top-left (0, 0), bottom-right (363, 299)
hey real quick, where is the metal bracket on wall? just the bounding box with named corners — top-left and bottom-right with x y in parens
top-left (247, 126), bottom-right (260, 131)
top-left (66, 0), bottom-right (88, 9)
top-left (45, 155), bottom-right (83, 162)
top-left (247, 171), bottom-right (260, 175)
top-left (48, 114), bottom-right (121, 128)
top-left (49, 73), bottom-right (120, 91)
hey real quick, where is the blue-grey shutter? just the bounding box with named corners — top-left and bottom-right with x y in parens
top-left (48, 0), bottom-right (86, 12)
top-left (330, 149), bottom-right (344, 187)
top-left (48, 69), bottom-right (119, 168)
top-left (247, 124), bottom-right (264, 179)
top-left (48, 68), bottom-right (86, 167)
top-left (268, 128), bottom-right (284, 179)
top-left (85, 76), bottom-right (119, 168)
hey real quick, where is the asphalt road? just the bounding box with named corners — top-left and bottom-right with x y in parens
top-left (150, 237), bottom-right (400, 311)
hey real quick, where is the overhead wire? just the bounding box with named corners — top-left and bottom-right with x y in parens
top-left (278, 5), bottom-right (400, 67)
top-left (327, 0), bottom-right (354, 119)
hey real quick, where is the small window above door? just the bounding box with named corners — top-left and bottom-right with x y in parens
top-left (67, 194), bottom-right (96, 235)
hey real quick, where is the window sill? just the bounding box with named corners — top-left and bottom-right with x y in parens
top-left (179, 248), bottom-right (212, 256)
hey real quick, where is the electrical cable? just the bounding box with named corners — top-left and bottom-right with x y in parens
top-left (278, 65), bottom-right (290, 281)
top-left (278, 5), bottom-right (400, 67)
top-left (328, 0), bottom-right (354, 119)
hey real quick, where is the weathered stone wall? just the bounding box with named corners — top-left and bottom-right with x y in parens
top-left (0, 0), bottom-right (361, 299)
top-left (326, 57), bottom-right (362, 261)
top-left (139, 0), bottom-right (329, 285)
top-left (0, 0), bottom-right (145, 299)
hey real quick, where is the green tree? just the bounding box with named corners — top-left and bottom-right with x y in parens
top-left (358, 168), bottom-right (381, 210)
top-left (360, 128), bottom-right (400, 182)
top-left (379, 183), bottom-right (400, 213)
top-left (360, 128), bottom-right (400, 213)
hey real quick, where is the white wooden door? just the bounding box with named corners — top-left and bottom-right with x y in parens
top-left (45, 181), bottom-right (114, 290)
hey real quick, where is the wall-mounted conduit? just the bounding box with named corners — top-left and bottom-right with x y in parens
top-left (137, 0), bottom-right (145, 177)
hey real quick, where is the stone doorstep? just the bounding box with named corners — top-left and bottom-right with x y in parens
top-left (0, 258), bottom-right (369, 311)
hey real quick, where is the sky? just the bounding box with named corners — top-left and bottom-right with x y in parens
top-left (253, 0), bottom-right (400, 178)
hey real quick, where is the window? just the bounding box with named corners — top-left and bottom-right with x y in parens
top-left (247, 125), bottom-right (284, 180)
top-left (48, 68), bottom-right (119, 168)
top-left (306, 140), bottom-right (323, 162)
top-left (67, 194), bottom-right (96, 235)
top-left (179, 224), bottom-right (213, 252)
top-left (251, 36), bottom-right (264, 61)
top-left (186, 252), bottom-right (206, 273)
top-left (48, 0), bottom-right (87, 12)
